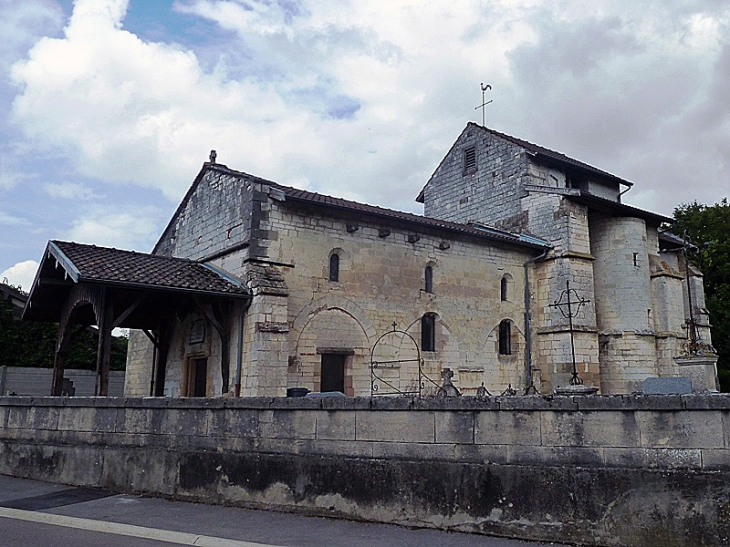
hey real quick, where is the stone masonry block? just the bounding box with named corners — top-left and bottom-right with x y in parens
top-left (255, 438), bottom-right (314, 455)
top-left (208, 409), bottom-right (259, 438)
top-left (654, 448), bottom-right (702, 469)
top-left (370, 441), bottom-right (456, 461)
top-left (101, 447), bottom-right (179, 495)
top-left (6, 406), bottom-right (59, 431)
top-left (638, 411), bottom-right (725, 449)
top-left (435, 411), bottom-right (474, 444)
top-left (259, 409), bottom-right (317, 440)
top-left (498, 395), bottom-right (578, 411)
top-left (56, 445), bottom-right (104, 487)
top-left (159, 409), bottom-right (209, 437)
top-left (701, 449), bottom-right (730, 471)
top-left (312, 439), bottom-right (374, 458)
top-left (681, 394), bottom-right (730, 410)
top-left (603, 448), bottom-right (658, 469)
top-left (57, 407), bottom-right (118, 433)
top-left (475, 411), bottom-right (541, 446)
top-left (315, 411), bottom-right (356, 441)
top-left (355, 410), bottom-right (435, 443)
top-left (541, 410), bottom-right (640, 448)
top-left (115, 408), bottom-right (164, 435)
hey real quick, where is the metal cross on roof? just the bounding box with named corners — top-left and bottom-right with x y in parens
top-left (549, 280), bottom-right (590, 385)
top-left (474, 83), bottom-right (492, 126)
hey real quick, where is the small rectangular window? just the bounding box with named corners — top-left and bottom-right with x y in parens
top-left (422, 313), bottom-right (436, 352)
top-left (463, 146), bottom-right (476, 175)
top-left (329, 253), bottom-right (339, 282)
top-left (499, 320), bottom-right (511, 355)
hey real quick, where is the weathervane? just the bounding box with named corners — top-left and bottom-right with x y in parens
top-left (549, 280), bottom-right (590, 385)
top-left (474, 83), bottom-right (492, 126)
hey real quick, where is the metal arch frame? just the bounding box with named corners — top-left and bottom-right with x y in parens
top-left (369, 323), bottom-right (441, 397)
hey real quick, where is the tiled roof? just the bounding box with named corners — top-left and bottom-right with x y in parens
top-left (472, 123), bottom-right (633, 187)
top-left (658, 230), bottom-right (689, 249)
top-left (51, 241), bottom-right (249, 297)
top-left (271, 182), bottom-right (550, 249)
top-left (569, 192), bottom-right (674, 224)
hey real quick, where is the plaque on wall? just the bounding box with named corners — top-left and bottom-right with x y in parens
top-left (190, 318), bottom-right (206, 344)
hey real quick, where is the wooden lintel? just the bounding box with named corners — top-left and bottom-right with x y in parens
top-left (113, 294), bottom-right (146, 328)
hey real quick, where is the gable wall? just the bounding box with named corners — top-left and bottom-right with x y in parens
top-left (422, 127), bottom-right (528, 231)
top-left (155, 169), bottom-right (255, 261)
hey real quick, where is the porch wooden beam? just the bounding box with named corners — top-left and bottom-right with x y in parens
top-left (112, 294), bottom-right (146, 329)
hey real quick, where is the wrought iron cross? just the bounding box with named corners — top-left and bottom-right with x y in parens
top-left (474, 83), bottom-right (492, 126)
top-left (549, 280), bottom-right (590, 385)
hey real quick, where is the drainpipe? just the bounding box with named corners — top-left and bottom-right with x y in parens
top-left (524, 248), bottom-right (549, 394)
top-left (234, 296), bottom-right (253, 397)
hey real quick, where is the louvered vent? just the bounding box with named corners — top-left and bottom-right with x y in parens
top-left (463, 146), bottom-right (476, 175)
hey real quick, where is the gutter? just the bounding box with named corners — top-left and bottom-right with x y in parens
top-left (234, 296), bottom-right (254, 397)
top-left (523, 248), bottom-right (549, 394)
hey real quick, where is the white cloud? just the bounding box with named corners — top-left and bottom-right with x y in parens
top-left (1, 260), bottom-right (39, 293)
top-left (44, 182), bottom-right (101, 201)
top-left (0, 0), bottom-right (63, 74)
top-left (65, 206), bottom-right (161, 250)
top-left (0, 211), bottom-right (28, 226)
top-left (7, 0), bottom-right (730, 221)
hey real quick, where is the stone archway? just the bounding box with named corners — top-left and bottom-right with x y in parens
top-left (291, 296), bottom-right (375, 396)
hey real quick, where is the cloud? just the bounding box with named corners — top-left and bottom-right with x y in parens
top-left (0, 211), bottom-right (28, 226)
top-left (44, 182), bottom-right (101, 201)
top-left (1, 260), bottom-right (39, 293)
top-left (0, 0), bottom-right (63, 75)
top-left (7, 0), bottom-right (730, 222)
top-left (8, 0), bottom-right (527, 212)
top-left (65, 206), bottom-right (161, 250)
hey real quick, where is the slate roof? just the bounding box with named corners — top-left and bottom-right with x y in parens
top-left (417, 123), bottom-right (634, 203)
top-left (475, 124), bottom-right (633, 188)
top-left (276, 183), bottom-right (550, 250)
top-left (658, 230), bottom-right (690, 250)
top-left (569, 192), bottom-right (674, 225)
top-left (50, 241), bottom-right (249, 296)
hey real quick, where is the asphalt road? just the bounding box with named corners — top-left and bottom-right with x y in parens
top-left (0, 475), bottom-right (571, 547)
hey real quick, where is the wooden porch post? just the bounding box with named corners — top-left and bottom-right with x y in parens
top-left (95, 291), bottom-right (114, 396)
top-left (154, 319), bottom-right (173, 397)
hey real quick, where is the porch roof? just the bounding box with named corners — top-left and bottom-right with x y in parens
top-left (23, 240), bottom-right (250, 327)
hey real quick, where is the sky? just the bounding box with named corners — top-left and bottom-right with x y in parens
top-left (1, 0), bottom-right (729, 292)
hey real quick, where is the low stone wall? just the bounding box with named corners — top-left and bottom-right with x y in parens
top-left (1, 395), bottom-right (729, 547)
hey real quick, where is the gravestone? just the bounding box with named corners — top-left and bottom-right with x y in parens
top-left (642, 376), bottom-right (692, 395)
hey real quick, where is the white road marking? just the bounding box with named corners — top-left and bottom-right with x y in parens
top-left (0, 506), bottom-right (285, 547)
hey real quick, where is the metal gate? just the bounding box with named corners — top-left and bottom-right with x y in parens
top-left (369, 323), bottom-right (441, 396)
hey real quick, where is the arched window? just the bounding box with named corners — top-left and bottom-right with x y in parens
top-left (499, 320), bottom-right (511, 355)
top-left (329, 253), bottom-right (340, 282)
top-left (500, 276), bottom-right (508, 301)
top-left (421, 313), bottom-right (436, 352)
top-left (424, 265), bottom-right (433, 293)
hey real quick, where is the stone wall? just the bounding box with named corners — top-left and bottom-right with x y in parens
top-left (421, 125), bottom-right (527, 229)
top-left (1, 395), bottom-right (729, 547)
top-left (267, 200), bottom-right (533, 396)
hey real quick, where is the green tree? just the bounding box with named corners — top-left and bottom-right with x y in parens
top-left (0, 293), bottom-right (128, 371)
top-left (673, 198), bottom-right (730, 391)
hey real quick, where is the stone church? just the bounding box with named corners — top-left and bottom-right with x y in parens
top-left (118, 123), bottom-right (717, 397)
